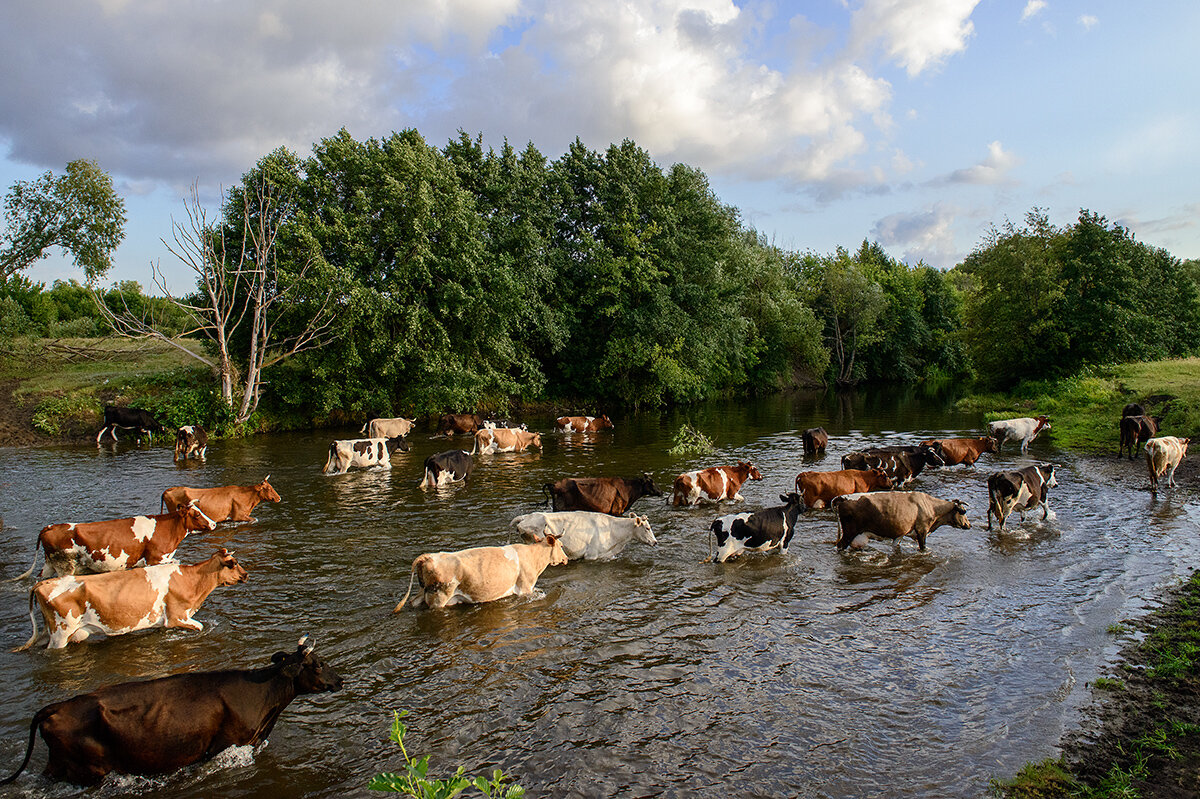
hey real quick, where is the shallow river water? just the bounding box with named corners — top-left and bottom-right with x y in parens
top-left (0, 390), bottom-right (1197, 798)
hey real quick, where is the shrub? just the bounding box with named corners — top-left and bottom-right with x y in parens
top-left (32, 394), bottom-right (103, 436)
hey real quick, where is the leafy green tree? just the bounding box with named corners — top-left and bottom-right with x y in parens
top-left (814, 248), bottom-right (886, 386)
top-left (0, 159), bottom-right (126, 281)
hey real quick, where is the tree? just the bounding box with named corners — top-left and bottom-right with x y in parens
top-left (0, 159), bottom-right (126, 281)
top-left (814, 249), bottom-right (886, 386)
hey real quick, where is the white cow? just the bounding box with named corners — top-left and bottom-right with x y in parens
top-left (1145, 436), bottom-right (1190, 494)
top-left (361, 417), bottom-right (416, 439)
top-left (323, 436), bottom-right (408, 474)
top-left (510, 511), bottom-right (656, 560)
top-left (987, 415), bottom-right (1051, 453)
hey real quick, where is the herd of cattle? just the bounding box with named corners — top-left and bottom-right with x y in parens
top-left (1, 402), bottom-right (1190, 787)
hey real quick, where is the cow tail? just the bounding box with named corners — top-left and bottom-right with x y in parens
top-left (393, 561), bottom-right (420, 614)
top-left (9, 538), bottom-right (40, 582)
top-left (12, 591), bottom-right (39, 652)
top-left (0, 706), bottom-right (45, 785)
top-left (470, 436), bottom-right (478, 456)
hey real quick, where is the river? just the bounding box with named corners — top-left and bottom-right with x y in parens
top-left (0, 390), bottom-right (1196, 798)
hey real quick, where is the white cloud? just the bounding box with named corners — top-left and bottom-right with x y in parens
top-left (1078, 14), bottom-right (1098, 30)
top-left (870, 204), bottom-right (960, 266)
top-left (1020, 1), bottom-right (1046, 22)
top-left (932, 140), bottom-right (1019, 185)
top-left (850, 0), bottom-right (981, 76)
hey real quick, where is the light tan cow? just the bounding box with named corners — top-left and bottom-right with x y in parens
top-left (671, 461), bottom-right (763, 506)
top-left (472, 427), bottom-right (542, 455)
top-left (16, 549), bottom-right (248, 650)
top-left (393, 537), bottom-right (567, 611)
top-left (1145, 436), bottom-right (1190, 494)
top-left (161, 477), bottom-right (281, 522)
top-left (361, 417), bottom-right (416, 439)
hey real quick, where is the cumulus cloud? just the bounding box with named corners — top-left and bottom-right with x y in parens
top-left (850, 0), bottom-right (981, 76)
top-left (931, 140), bottom-right (1019, 186)
top-left (1078, 14), bottom-right (1099, 30)
top-left (870, 205), bottom-right (960, 266)
top-left (1020, 1), bottom-right (1046, 22)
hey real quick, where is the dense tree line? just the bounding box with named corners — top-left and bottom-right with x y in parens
top-left (0, 275), bottom-right (189, 339)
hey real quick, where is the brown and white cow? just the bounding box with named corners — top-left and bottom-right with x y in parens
top-left (0, 638), bottom-right (341, 786)
top-left (834, 491), bottom-right (970, 552)
top-left (555, 415), bottom-right (614, 433)
top-left (802, 427), bottom-right (828, 456)
top-left (1118, 414), bottom-right (1161, 460)
top-left (1145, 436), bottom-right (1190, 494)
top-left (986, 464), bottom-right (1058, 531)
top-left (361, 416), bottom-right (416, 439)
top-left (160, 477), bottom-right (281, 523)
top-left (173, 425), bottom-right (208, 461)
top-left (472, 427), bottom-right (542, 455)
top-left (437, 413), bottom-right (487, 436)
top-left (14, 501), bottom-right (218, 580)
top-left (16, 549), bottom-right (248, 650)
top-left (671, 461), bottom-right (763, 506)
top-left (921, 437), bottom-right (997, 467)
top-left (511, 511), bottom-right (656, 560)
top-left (542, 473), bottom-right (663, 515)
top-left (323, 436), bottom-right (409, 474)
top-left (794, 468), bottom-right (894, 509)
top-left (393, 536), bottom-right (568, 610)
top-left (988, 415), bottom-right (1051, 453)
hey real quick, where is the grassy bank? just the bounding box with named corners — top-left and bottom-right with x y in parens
top-left (956, 358), bottom-right (1200, 454)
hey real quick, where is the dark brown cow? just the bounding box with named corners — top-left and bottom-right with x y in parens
top-left (802, 427), bottom-right (828, 456)
top-left (1122, 403), bottom-right (1146, 418)
top-left (834, 491), bottom-right (970, 552)
top-left (1118, 414), bottom-right (1161, 460)
top-left (14, 502), bottom-right (218, 580)
top-left (437, 413), bottom-right (486, 436)
top-left (794, 468), bottom-right (893, 509)
top-left (161, 477), bottom-right (281, 522)
top-left (542, 473), bottom-right (663, 515)
top-left (671, 461), bottom-right (763, 506)
top-left (921, 437), bottom-right (997, 467)
top-left (841, 444), bottom-right (943, 485)
top-left (555, 415), bottom-right (614, 433)
top-left (0, 638), bottom-right (341, 786)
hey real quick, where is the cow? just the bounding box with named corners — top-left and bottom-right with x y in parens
top-left (987, 415), bottom-right (1051, 453)
top-left (16, 549), bottom-right (248, 650)
top-left (708, 492), bottom-right (807, 563)
top-left (323, 436), bottom-right (409, 475)
top-left (1145, 436), bottom-right (1190, 494)
top-left (483, 419), bottom-right (527, 431)
top-left (986, 464), bottom-right (1058, 531)
top-left (0, 637), bottom-right (341, 786)
top-left (472, 427), bottom-right (542, 455)
top-left (794, 468), bottom-right (893, 509)
top-left (96, 405), bottom-right (164, 444)
top-left (555, 415), bottom-right (614, 433)
top-left (920, 437), bottom-right (997, 468)
top-left (437, 413), bottom-right (486, 436)
top-left (671, 461), bottom-right (763, 506)
top-left (173, 425), bottom-right (208, 461)
top-left (802, 427), bottom-right (828, 456)
top-left (542, 473), bottom-right (663, 515)
top-left (841, 444), bottom-right (944, 485)
top-left (834, 491), bottom-right (970, 552)
top-left (161, 477), bottom-right (281, 523)
top-left (361, 416), bottom-right (416, 439)
top-left (511, 511), bottom-right (656, 560)
top-left (1118, 414), bottom-right (1161, 460)
top-left (1122, 403), bottom-right (1146, 418)
top-left (13, 501), bottom-right (218, 580)
top-left (419, 450), bottom-right (473, 488)
top-left (393, 536), bottom-right (568, 611)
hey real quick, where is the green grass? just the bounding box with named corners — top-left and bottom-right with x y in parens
top-left (0, 336), bottom-right (205, 399)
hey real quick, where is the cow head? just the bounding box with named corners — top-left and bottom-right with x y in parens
top-left (979, 436), bottom-right (998, 453)
top-left (599, 414), bottom-right (614, 429)
top-left (948, 499), bottom-right (971, 530)
top-left (272, 636), bottom-right (344, 694)
top-left (627, 513), bottom-right (657, 546)
top-left (778, 492), bottom-right (807, 510)
top-left (212, 548), bottom-right (249, 585)
top-left (387, 435), bottom-right (410, 454)
top-left (739, 461), bottom-right (764, 481)
top-left (917, 442), bottom-right (945, 467)
top-left (545, 533), bottom-right (569, 566)
top-left (182, 500), bottom-right (218, 531)
top-left (531, 433), bottom-right (543, 449)
top-left (868, 468), bottom-right (894, 490)
top-left (1038, 464), bottom-right (1059, 488)
top-left (257, 477), bottom-right (282, 503)
top-left (638, 473), bottom-right (664, 497)
top-left (1034, 415), bottom-right (1051, 432)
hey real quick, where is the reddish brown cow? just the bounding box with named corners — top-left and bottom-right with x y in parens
top-left (437, 413), bottom-right (486, 436)
top-left (921, 437), bottom-right (997, 467)
top-left (161, 477), bottom-right (281, 522)
top-left (555, 415), bottom-right (614, 433)
top-left (671, 461), bottom-right (763, 506)
top-left (794, 468), bottom-right (894, 509)
top-left (14, 501), bottom-right (218, 580)
top-left (543, 473), bottom-right (663, 515)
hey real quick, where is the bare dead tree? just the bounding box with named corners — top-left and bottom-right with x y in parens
top-left (93, 180), bottom-right (337, 423)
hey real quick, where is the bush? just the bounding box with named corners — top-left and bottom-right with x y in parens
top-left (0, 296), bottom-right (32, 338)
top-left (32, 394), bottom-right (103, 436)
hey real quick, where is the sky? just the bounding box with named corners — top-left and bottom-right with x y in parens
top-left (2, 0), bottom-right (1198, 294)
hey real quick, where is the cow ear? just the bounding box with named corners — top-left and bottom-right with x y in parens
top-left (545, 533), bottom-right (558, 545)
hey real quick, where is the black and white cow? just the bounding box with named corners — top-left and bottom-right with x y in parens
top-left (841, 443), bottom-right (944, 485)
top-left (708, 492), bottom-right (807, 563)
top-left (96, 406), bottom-right (164, 444)
top-left (986, 463), bottom-right (1058, 531)
top-left (173, 425), bottom-right (208, 461)
top-left (419, 450), bottom-right (473, 488)
top-left (323, 436), bottom-right (409, 475)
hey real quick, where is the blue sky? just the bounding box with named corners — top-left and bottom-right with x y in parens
top-left (2, 0), bottom-right (1197, 294)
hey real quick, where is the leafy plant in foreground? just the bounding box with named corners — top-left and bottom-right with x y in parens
top-left (368, 711), bottom-right (524, 798)
top-left (668, 423), bottom-right (715, 456)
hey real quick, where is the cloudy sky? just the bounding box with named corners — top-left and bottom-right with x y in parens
top-left (2, 0), bottom-right (1197, 292)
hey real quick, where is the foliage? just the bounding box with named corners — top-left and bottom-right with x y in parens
top-left (0, 159), bottom-right (126, 282)
top-left (989, 758), bottom-right (1079, 798)
top-left (31, 393), bottom-right (103, 436)
top-left (0, 274), bottom-right (188, 338)
top-left (667, 423), bottom-right (715, 456)
top-left (368, 712), bottom-right (524, 798)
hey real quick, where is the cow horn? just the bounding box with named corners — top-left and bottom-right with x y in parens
top-left (298, 635), bottom-right (313, 653)
top-left (263, 475), bottom-right (271, 482)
